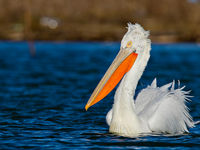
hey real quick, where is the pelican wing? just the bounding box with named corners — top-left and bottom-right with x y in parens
top-left (135, 78), bottom-right (194, 133)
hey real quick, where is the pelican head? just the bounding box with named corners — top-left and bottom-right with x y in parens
top-left (121, 23), bottom-right (150, 55)
top-left (85, 23), bottom-right (151, 110)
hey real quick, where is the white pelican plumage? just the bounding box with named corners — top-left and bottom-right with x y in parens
top-left (85, 23), bottom-right (194, 137)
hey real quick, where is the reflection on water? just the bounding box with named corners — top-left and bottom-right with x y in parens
top-left (0, 41), bottom-right (199, 149)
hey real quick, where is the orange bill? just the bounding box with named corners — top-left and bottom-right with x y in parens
top-left (85, 49), bottom-right (138, 110)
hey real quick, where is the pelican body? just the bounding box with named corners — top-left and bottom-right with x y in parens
top-left (85, 23), bottom-right (194, 137)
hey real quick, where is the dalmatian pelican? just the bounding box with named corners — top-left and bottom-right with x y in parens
top-left (85, 23), bottom-right (194, 137)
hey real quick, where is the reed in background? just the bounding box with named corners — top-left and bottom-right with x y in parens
top-left (0, 0), bottom-right (199, 42)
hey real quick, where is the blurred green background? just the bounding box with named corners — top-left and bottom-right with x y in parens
top-left (0, 0), bottom-right (200, 42)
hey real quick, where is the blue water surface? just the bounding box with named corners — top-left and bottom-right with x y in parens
top-left (0, 41), bottom-right (199, 149)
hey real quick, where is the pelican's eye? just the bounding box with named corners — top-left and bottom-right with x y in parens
top-left (126, 41), bottom-right (132, 48)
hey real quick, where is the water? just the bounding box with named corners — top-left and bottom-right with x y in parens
top-left (0, 41), bottom-right (199, 149)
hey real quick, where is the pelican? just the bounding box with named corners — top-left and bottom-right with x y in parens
top-left (85, 23), bottom-right (194, 137)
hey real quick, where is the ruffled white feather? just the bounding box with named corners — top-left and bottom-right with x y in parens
top-left (135, 79), bottom-right (194, 134)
